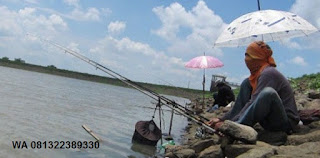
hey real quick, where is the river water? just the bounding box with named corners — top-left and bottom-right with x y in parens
top-left (0, 66), bottom-right (190, 158)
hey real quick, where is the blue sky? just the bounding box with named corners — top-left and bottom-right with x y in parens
top-left (0, 0), bottom-right (319, 90)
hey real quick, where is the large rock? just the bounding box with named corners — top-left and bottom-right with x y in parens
top-left (296, 98), bottom-right (310, 110)
top-left (308, 120), bottom-right (320, 129)
top-left (305, 99), bottom-right (320, 109)
top-left (198, 145), bottom-right (223, 158)
top-left (292, 125), bottom-right (311, 134)
top-left (286, 130), bottom-right (320, 145)
top-left (257, 131), bottom-right (287, 146)
top-left (174, 149), bottom-right (196, 158)
top-left (223, 141), bottom-right (273, 158)
top-left (275, 142), bottom-right (320, 157)
top-left (165, 145), bottom-right (187, 153)
top-left (218, 120), bottom-right (258, 144)
top-left (189, 139), bottom-right (215, 153)
top-left (237, 147), bottom-right (276, 158)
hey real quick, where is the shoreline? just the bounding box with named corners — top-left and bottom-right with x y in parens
top-left (0, 61), bottom-right (202, 99)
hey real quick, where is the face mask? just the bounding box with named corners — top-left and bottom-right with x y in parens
top-left (245, 55), bottom-right (263, 74)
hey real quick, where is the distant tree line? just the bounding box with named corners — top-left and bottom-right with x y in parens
top-left (0, 56), bottom-right (56, 68)
top-left (0, 56), bottom-right (25, 64)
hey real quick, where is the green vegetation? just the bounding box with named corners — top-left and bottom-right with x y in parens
top-left (231, 73), bottom-right (320, 97)
top-left (14, 58), bottom-right (25, 64)
top-left (47, 65), bottom-right (57, 69)
top-left (233, 87), bottom-right (240, 97)
top-left (289, 73), bottom-right (320, 92)
top-left (1, 57), bottom-right (9, 61)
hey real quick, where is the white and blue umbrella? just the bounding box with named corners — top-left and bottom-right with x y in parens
top-left (215, 10), bottom-right (319, 47)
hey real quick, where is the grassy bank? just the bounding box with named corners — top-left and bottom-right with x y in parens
top-left (289, 73), bottom-right (320, 92)
top-left (0, 57), bottom-right (203, 99)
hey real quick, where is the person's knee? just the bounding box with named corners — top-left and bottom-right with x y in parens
top-left (261, 87), bottom-right (278, 98)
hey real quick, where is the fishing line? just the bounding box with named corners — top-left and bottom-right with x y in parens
top-left (28, 34), bottom-right (215, 133)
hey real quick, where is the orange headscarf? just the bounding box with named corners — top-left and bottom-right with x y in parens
top-left (245, 41), bottom-right (276, 94)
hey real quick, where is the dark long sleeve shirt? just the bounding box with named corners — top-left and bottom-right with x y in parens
top-left (222, 66), bottom-right (300, 125)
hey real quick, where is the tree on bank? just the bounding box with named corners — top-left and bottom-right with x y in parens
top-left (0, 57), bottom-right (9, 61)
top-left (14, 58), bottom-right (25, 64)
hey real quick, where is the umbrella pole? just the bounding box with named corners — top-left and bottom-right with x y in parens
top-left (202, 69), bottom-right (205, 110)
top-left (257, 0), bottom-right (261, 10)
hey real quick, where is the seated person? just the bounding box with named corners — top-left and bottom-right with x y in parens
top-left (207, 41), bottom-right (300, 134)
top-left (208, 82), bottom-right (235, 112)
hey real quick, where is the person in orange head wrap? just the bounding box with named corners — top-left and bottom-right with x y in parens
top-left (208, 41), bottom-right (300, 134)
top-left (245, 41), bottom-right (276, 94)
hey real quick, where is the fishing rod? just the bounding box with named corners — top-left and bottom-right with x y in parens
top-left (29, 34), bottom-right (215, 133)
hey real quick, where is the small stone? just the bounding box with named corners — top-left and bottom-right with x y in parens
top-left (308, 90), bottom-right (320, 99)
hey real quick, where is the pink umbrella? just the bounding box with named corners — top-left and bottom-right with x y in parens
top-left (185, 56), bottom-right (224, 69)
top-left (185, 55), bottom-right (224, 109)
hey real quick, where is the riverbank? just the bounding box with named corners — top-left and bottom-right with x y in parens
top-left (164, 75), bottom-right (320, 157)
top-left (0, 60), bottom-right (203, 99)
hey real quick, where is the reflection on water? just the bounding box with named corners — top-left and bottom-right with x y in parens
top-left (0, 66), bottom-right (189, 158)
top-left (130, 142), bottom-right (157, 157)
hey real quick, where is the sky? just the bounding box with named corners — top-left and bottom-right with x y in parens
top-left (0, 0), bottom-right (320, 90)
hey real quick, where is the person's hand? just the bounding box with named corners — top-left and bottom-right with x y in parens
top-left (206, 118), bottom-right (221, 128)
top-left (214, 121), bottom-right (223, 130)
top-left (206, 118), bottom-right (225, 137)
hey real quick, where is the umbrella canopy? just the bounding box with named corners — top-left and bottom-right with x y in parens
top-left (215, 10), bottom-right (319, 47)
top-left (185, 56), bottom-right (224, 69)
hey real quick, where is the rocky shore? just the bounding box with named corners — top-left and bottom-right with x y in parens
top-left (164, 89), bottom-right (320, 158)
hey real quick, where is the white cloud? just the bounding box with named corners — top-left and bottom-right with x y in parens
top-left (0, 5), bottom-right (71, 70)
top-left (108, 21), bottom-right (126, 35)
top-left (290, 0), bottom-right (320, 28)
top-left (36, 2), bottom-right (104, 22)
top-left (89, 35), bottom-right (194, 85)
top-left (49, 14), bottom-right (68, 28)
top-left (67, 42), bottom-right (80, 53)
top-left (70, 8), bottom-right (100, 21)
top-left (289, 0), bottom-right (320, 49)
top-left (1, 0), bottom-right (38, 4)
top-left (289, 56), bottom-right (308, 66)
top-left (25, 0), bottom-right (38, 4)
top-left (0, 6), bottom-right (67, 37)
top-left (0, 6), bottom-right (22, 35)
top-left (63, 0), bottom-right (80, 8)
top-left (279, 38), bottom-right (302, 49)
top-left (152, 0), bottom-right (226, 57)
top-left (19, 7), bottom-right (36, 16)
top-left (101, 8), bottom-right (112, 17)
top-left (62, 0), bottom-right (101, 21)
